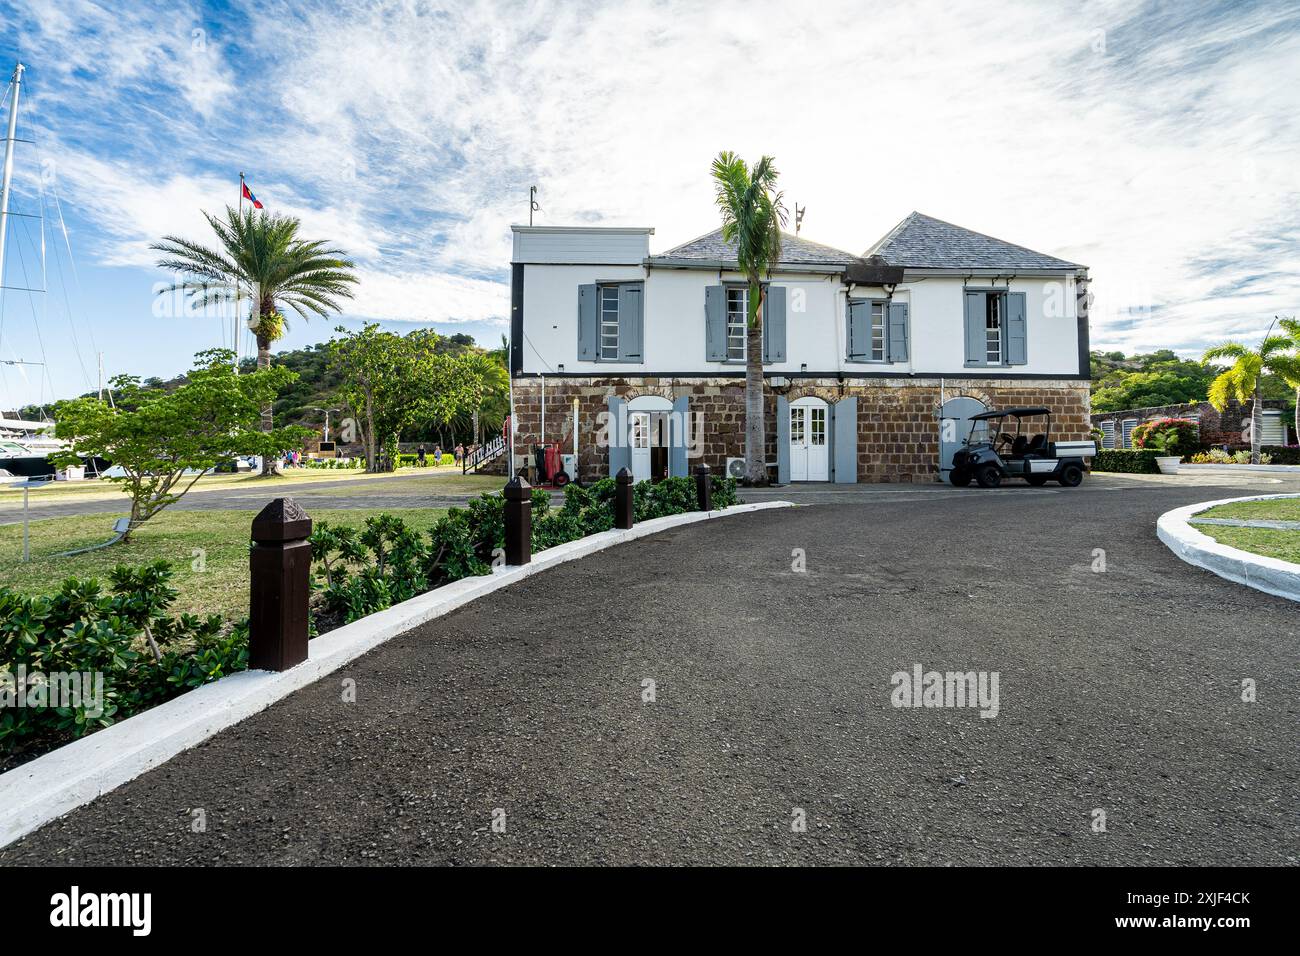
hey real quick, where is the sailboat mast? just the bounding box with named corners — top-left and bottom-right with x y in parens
top-left (0, 62), bottom-right (26, 296)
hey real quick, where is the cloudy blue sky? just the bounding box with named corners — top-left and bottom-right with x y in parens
top-left (0, 0), bottom-right (1296, 409)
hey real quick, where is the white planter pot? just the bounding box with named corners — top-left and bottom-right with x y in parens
top-left (1156, 456), bottom-right (1181, 475)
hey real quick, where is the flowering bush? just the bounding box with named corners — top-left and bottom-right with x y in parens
top-left (1189, 448), bottom-right (1273, 465)
top-left (1131, 418), bottom-right (1199, 457)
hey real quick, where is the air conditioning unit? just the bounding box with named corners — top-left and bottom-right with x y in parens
top-left (725, 457), bottom-right (746, 479)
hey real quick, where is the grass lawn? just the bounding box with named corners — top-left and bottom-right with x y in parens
top-left (0, 468), bottom-right (505, 518)
top-left (1202, 526), bottom-right (1300, 564)
top-left (0, 507), bottom-right (449, 621)
top-left (1196, 495), bottom-right (1300, 564)
top-left (1198, 497), bottom-right (1300, 522)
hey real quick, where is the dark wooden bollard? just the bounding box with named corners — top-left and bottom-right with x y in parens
top-left (615, 467), bottom-right (634, 529)
top-left (504, 476), bottom-right (532, 566)
top-left (695, 464), bottom-right (712, 511)
top-left (249, 498), bottom-right (313, 672)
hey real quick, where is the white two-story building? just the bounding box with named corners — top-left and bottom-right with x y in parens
top-left (507, 211), bottom-right (1091, 484)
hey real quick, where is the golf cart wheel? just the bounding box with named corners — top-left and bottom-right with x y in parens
top-left (1025, 474), bottom-right (1049, 486)
top-left (553, 470), bottom-right (570, 487)
top-left (1057, 463), bottom-right (1084, 487)
top-left (974, 464), bottom-right (1002, 488)
top-left (949, 468), bottom-right (972, 487)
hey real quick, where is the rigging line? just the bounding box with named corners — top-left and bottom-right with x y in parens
top-left (9, 220), bottom-right (57, 405)
top-left (41, 188), bottom-right (93, 387)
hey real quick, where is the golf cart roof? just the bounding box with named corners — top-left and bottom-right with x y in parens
top-left (969, 406), bottom-right (1052, 421)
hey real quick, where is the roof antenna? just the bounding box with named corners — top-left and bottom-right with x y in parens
top-left (794, 203), bottom-right (806, 236)
top-left (529, 185), bottom-right (541, 226)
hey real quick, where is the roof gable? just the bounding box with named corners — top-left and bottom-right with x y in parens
top-left (866, 212), bottom-right (1083, 271)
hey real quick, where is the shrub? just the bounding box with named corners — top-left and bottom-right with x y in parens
top-left (1189, 448), bottom-right (1273, 465)
top-left (1131, 417), bottom-right (1199, 457)
top-left (0, 561), bottom-right (244, 763)
top-left (308, 476), bottom-right (740, 627)
top-left (1092, 449), bottom-right (1161, 473)
top-left (1262, 445), bottom-right (1300, 465)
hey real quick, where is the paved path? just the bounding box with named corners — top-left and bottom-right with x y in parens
top-left (3, 477), bottom-right (1298, 865)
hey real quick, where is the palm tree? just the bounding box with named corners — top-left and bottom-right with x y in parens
top-left (711, 151), bottom-right (787, 483)
top-left (153, 206), bottom-right (358, 468)
top-left (1203, 324), bottom-right (1298, 463)
top-left (1276, 316), bottom-right (1300, 442)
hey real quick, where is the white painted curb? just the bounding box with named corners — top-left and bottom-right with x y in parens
top-left (1156, 493), bottom-right (1300, 603)
top-left (0, 500), bottom-right (794, 849)
top-left (1178, 463), bottom-right (1300, 474)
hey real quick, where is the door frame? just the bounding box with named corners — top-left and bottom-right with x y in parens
top-left (626, 395), bottom-right (673, 483)
top-left (789, 396), bottom-right (830, 482)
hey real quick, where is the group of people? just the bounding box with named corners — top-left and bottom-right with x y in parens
top-left (415, 442), bottom-right (473, 467)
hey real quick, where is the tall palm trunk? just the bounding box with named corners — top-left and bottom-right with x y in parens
top-left (744, 282), bottom-right (766, 484)
top-left (256, 325), bottom-right (280, 476)
top-left (1250, 387), bottom-right (1263, 465)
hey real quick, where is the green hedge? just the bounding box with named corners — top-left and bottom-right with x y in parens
top-left (1262, 445), bottom-right (1300, 465)
top-left (396, 453), bottom-right (455, 467)
top-left (1, 562), bottom-right (246, 764)
top-left (1092, 449), bottom-right (1161, 473)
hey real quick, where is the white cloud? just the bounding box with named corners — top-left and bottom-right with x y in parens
top-left (7, 0), bottom-right (1300, 362)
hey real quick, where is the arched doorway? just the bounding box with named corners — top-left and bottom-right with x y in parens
top-left (789, 396), bottom-right (830, 481)
top-left (627, 395), bottom-right (673, 483)
top-left (939, 396), bottom-right (989, 480)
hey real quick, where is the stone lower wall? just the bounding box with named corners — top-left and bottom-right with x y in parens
top-left (510, 376), bottom-right (1091, 483)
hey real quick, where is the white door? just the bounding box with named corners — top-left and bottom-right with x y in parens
top-left (789, 401), bottom-right (829, 481)
top-left (630, 412), bottom-right (651, 482)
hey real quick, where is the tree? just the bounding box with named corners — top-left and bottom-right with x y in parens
top-left (1203, 328), bottom-right (1298, 463)
top-left (326, 326), bottom-right (483, 472)
top-left (52, 350), bottom-right (312, 541)
top-left (152, 206), bottom-right (358, 470)
top-left (711, 151), bottom-right (787, 484)
top-left (1277, 316), bottom-right (1300, 443)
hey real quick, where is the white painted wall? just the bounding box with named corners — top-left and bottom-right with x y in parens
top-left (520, 263), bottom-right (1082, 376)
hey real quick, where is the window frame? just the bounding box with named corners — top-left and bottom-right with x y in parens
top-left (597, 283), bottom-right (621, 361)
top-left (846, 296), bottom-right (892, 364)
top-left (586, 280), bottom-right (645, 364)
top-left (720, 281), bottom-right (771, 364)
top-left (965, 288), bottom-right (1012, 368)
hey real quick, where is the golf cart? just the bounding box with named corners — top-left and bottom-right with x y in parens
top-left (949, 406), bottom-right (1096, 489)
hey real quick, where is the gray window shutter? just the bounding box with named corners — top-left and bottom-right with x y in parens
top-left (888, 301), bottom-right (909, 363)
top-left (763, 285), bottom-right (787, 363)
top-left (705, 285), bottom-right (726, 361)
top-left (964, 291), bottom-right (985, 365)
top-left (776, 395), bottom-right (790, 484)
top-left (833, 396), bottom-right (858, 484)
top-left (606, 396), bottom-right (629, 476)
top-left (670, 395), bottom-right (689, 478)
top-left (847, 301), bottom-right (870, 360)
top-left (1005, 291), bottom-right (1027, 365)
top-left (578, 284), bottom-right (598, 361)
top-left (617, 283), bottom-right (643, 362)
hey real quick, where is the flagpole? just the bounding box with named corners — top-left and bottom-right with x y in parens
top-left (235, 172), bottom-right (243, 368)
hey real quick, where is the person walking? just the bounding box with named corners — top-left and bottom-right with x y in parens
top-left (417, 444), bottom-right (427, 466)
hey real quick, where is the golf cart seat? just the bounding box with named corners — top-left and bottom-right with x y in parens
top-left (1026, 434), bottom-right (1048, 454)
top-left (1012, 435), bottom-right (1029, 456)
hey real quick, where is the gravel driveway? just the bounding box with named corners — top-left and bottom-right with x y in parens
top-left (3, 477), bottom-right (1297, 865)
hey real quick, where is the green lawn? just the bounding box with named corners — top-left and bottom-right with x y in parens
top-left (1198, 497), bottom-right (1300, 522)
top-left (0, 508), bottom-right (448, 621)
top-left (1203, 526), bottom-right (1300, 564)
top-left (1196, 496), bottom-right (1300, 564)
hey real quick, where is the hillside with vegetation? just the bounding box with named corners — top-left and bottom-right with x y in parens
top-left (1089, 348), bottom-right (1294, 414)
top-left (14, 330), bottom-right (508, 448)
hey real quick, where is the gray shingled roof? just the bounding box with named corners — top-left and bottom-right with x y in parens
top-left (651, 228), bottom-right (861, 267)
top-left (865, 212), bottom-right (1083, 271)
